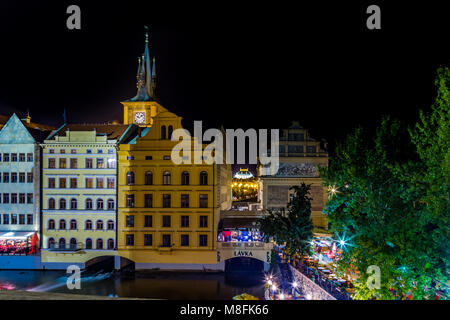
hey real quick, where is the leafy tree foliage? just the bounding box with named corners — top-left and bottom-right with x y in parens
top-left (319, 68), bottom-right (449, 300)
top-left (258, 183), bottom-right (314, 258)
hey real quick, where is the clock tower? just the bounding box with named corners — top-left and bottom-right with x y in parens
top-left (122, 31), bottom-right (163, 127)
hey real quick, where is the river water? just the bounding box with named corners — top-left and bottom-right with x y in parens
top-left (0, 270), bottom-right (266, 300)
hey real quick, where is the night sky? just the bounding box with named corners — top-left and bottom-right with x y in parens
top-left (0, 1), bottom-right (449, 152)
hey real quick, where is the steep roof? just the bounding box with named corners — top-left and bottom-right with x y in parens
top-left (50, 123), bottom-right (139, 143)
top-left (0, 113), bottom-right (55, 143)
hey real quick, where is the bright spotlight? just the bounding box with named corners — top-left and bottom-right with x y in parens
top-left (292, 282), bottom-right (297, 288)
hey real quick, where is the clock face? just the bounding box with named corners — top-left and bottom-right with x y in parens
top-left (134, 112), bottom-right (146, 124)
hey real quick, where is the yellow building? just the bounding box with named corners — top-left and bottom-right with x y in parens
top-left (40, 124), bottom-right (138, 269)
top-left (258, 121), bottom-right (329, 230)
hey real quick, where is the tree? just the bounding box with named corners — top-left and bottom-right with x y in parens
top-left (258, 183), bottom-right (314, 258)
top-left (318, 67), bottom-right (449, 300)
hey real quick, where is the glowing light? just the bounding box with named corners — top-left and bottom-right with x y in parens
top-left (292, 282), bottom-right (297, 288)
top-left (271, 284), bottom-right (277, 291)
top-left (268, 280), bottom-right (273, 285)
top-left (306, 294), bottom-right (312, 300)
top-left (279, 293), bottom-right (285, 300)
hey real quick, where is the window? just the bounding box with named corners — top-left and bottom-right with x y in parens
top-left (162, 215), bottom-right (171, 227)
top-left (96, 220), bottom-right (103, 230)
top-left (11, 193), bottom-right (17, 203)
top-left (59, 198), bottom-right (66, 210)
top-left (70, 219), bottom-right (77, 230)
top-left (107, 220), bottom-right (114, 230)
top-left (2, 214), bottom-right (9, 224)
top-left (59, 158), bottom-right (66, 168)
top-left (26, 214), bottom-right (33, 225)
top-left (3, 172), bottom-right (9, 183)
top-left (70, 198), bottom-right (77, 209)
top-left (97, 149), bottom-right (103, 154)
top-left (59, 178), bottom-right (66, 188)
top-left (3, 153), bottom-right (9, 162)
top-left (145, 171), bottom-right (153, 185)
top-left (306, 146), bottom-right (316, 153)
top-left (181, 235), bottom-right (189, 247)
top-left (163, 155), bottom-right (171, 160)
top-left (168, 125), bottom-right (173, 139)
top-left (199, 235), bottom-right (208, 247)
top-left (144, 234), bottom-right (152, 246)
top-left (3, 194), bottom-right (9, 204)
top-left (163, 171), bottom-right (171, 185)
top-left (279, 145), bottom-right (286, 154)
top-left (85, 178), bottom-right (93, 188)
top-left (126, 234), bottom-right (134, 246)
top-left (161, 125), bottom-right (166, 139)
top-left (181, 171), bottom-right (189, 185)
top-left (144, 194), bottom-right (153, 208)
top-left (200, 216), bottom-right (208, 228)
top-left (60, 149), bottom-right (66, 154)
top-left (70, 238), bottom-right (77, 249)
top-left (199, 194), bottom-right (208, 208)
top-left (70, 178), bottom-right (77, 188)
top-left (27, 153), bottom-right (33, 162)
top-left (27, 172), bottom-right (33, 183)
top-left (107, 238), bottom-right (114, 250)
top-left (19, 153), bottom-right (25, 162)
top-left (48, 177), bottom-right (55, 188)
top-left (59, 238), bottom-right (66, 249)
top-left (85, 158), bottom-right (93, 168)
top-left (181, 216), bottom-right (189, 228)
top-left (49, 149), bottom-right (55, 154)
top-left (126, 194), bottom-right (134, 208)
top-left (70, 158), bottom-right (77, 169)
top-left (107, 199), bottom-right (114, 210)
top-left (10, 214), bottom-right (16, 225)
top-left (85, 198), bottom-right (93, 209)
top-left (96, 178), bottom-right (104, 188)
top-left (19, 172), bottom-right (25, 183)
top-left (96, 239), bottom-right (103, 250)
top-left (163, 194), bottom-right (171, 208)
top-left (144, 215), bottom-right (152, 228)
top-left (97, 199), bottom-right (104, 210)
top-left (181, 194), bottom-right (189, 208)
top-left (200, 171), bottom-right (208, 185)
top-left (126, 171), bottom-right (135, 185)
top-left (127, 156), bottom-right (134, 160)
top-left (19, 214), bottom-right (25, 225)
top-left (85, 238), bottom-right (92, 249)
top-left (85, 220), bottom-right (92, 230)
top-left (288, 145), bottom-right (303, 154)
top-left (145, 156), bottom-right (152, 160)
top-left (48, 238), bottom-right (55, 249)
top-left (48, 198), bottom-right (55, 209)
top-left (108, 149), bottom-right (114, 154)
top-left (126, 215), bottom-right (134, 227)
top-left (96, 158), bottom-right (104, 168)
top-left (19, 193), bottom-right (25, 204)
top-left (71, 149), bottom-right (77, 154)
top-left (11, 153), bottom-right (17, 162)
top-left (162, 234), bottom-right (171, 247)
top-left (59, 219), bottom-right (66, 230)
top-left (106, 158), bottom-right (116, 169)
top-left (27, 193), bottom-right (33, 204)
top-left (86, 149), bottom-right (92, 154)
top-left (48, 219), bottom-right (55, 230)
top-left (11, 173), bottom-right (17, 183)
top-left (107, 178), bottom-right (115, 188)
top-left (48, 158), bottom-right (56, 168)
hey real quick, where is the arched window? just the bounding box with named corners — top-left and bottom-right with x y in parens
top-left (107, 220), bottom-right (114, 230)
top-left (48, 198), bottom-right (56, 209)
top-left (85, 220), bottom-right (92, 230)
top-left (85, 238), bottom-right (92, 249)
top-left (168, 125), bottom-right (173, 139)
top-left (107, 199), bottom-right (114, 210)
top-left (85, 198), bottom-right (93, 209)
top-left (96, 220), bottom-right (103, 230)
top-left (161, 125), bottom-right (166, 139)
top-left (70, 198), bottom-right (77, 209)
top-left (59, 219), bottom-right (66, 230)
top-left (70, 219), bottom-right (77, 230)
top-left (145, 171), bottom-right (153, 185)
top-left (163, 171), bottom-right (171, 185)
top-left (181, 171), bottom-right (190, 185)
top-left (200, 171), bottom-right (208, 185)
top-left (48, 219), bottom-right (55, 230)
top-left (59, 238), bottom-right (66, 249)
top-left (126, 171), bottom-right (135, 185)
top-left (69, 238), bottom-right (77, 249)
top-left (59, 198), bottom-right (66, 210)
top-left (107, 238), bottom-right (114, 250)
top-left (97, 198), bottom-right (104, 210)
top-left (48, 237), bottom-right (55, 249)
top-left (96, 238), bottom-right (103, 250)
